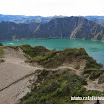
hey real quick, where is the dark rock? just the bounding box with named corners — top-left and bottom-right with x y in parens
top-left (94, 100), bottom-right (100, 104)
top-left (0, 43), bottom-right (3, 46)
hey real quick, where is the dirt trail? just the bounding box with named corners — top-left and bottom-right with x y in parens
top-left (83, 78), bottom-right (104, 104)
top-left (56, 65), bottom-right (104, 93)
top-left (84, 78), bottom-right (104, 92)
top-left (49, 65), bottom-right (104, 104)
top-left (0, 47), bottom-right (103, 104)
top-left (47, 65), bottom-right (83, 76)
top-left (0, 47), bottom-right (42, 104)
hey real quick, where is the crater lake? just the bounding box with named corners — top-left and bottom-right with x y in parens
top-left (1, 39), bottom-right (104, 66)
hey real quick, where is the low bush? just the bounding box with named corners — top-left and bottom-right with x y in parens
top-left (0, 47), bottom-right (3, 58)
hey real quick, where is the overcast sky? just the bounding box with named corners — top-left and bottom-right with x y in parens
top-left (0, 0), bottom-right (104, 16)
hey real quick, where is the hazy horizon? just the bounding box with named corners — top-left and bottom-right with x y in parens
top-left (0, 0), bottom-right (104, 17)
top-left (1, 14), bottom-right (104, 17)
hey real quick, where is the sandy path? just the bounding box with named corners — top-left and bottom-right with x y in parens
top-left (83, 79), bottom-right (104, 104)
top-left (84, 78), bottom-right (104, 92)
top-left (0, 47), bottom-right (42, 104)
top-left (47, 65), bottom-right (84, 76)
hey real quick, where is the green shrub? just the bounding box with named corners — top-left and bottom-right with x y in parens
top-left (0, 43), bottom-right (3, 46)
top-left (20, 45), bottom-right (49, 57)
top-left (75, 65), bottom-right (80, 69)
top-left (89, 70), bottom-right (102, 80)
top-left (0, 47), bottom-right (3, 58)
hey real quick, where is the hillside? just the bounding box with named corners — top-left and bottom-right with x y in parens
top-left (1, 16), bottom-right (104, 41)
top-left (0, 21), bottom-right (39, 41)
top-left (0, 45), bottom-right (104, 104)
top-left (33, 16), bottom-right (104, 40)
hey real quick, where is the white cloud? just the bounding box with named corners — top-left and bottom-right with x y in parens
top-left (0, 0), bottom-right (104, 16)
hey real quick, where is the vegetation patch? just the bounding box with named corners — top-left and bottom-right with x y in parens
top-left (83, 57), bottom-right (103, 80)
top-left (19, 69), bottom-right (101, 104)
top-left (20, 46), bottom-right (103, 70)
top-left (20, 44), bottom-right (49, 57)
top-left (75, 65), bottom-right (80, 69)
top-left (0, 46), bottom-right (4, 58)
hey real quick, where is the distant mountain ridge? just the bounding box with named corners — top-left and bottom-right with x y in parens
top-left (0, 16), bottom-right (104, 41)
top-left (1, 14), bottom-right (104, 26)
top-left (84, 16), bottom-right (104, 26)
top-left (0, 14), bottom-right (64, 24)
top-left (0, 14), bottom-right (41, 23)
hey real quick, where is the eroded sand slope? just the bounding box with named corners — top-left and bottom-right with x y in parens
top-left (0, 47), bottom-right (42, 104)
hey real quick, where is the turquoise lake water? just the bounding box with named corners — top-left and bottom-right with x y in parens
top-left (1, 39), bottom-right (104, 66)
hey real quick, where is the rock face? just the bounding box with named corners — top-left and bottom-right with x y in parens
top-left (1, 16), bottom-right (104, 41)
